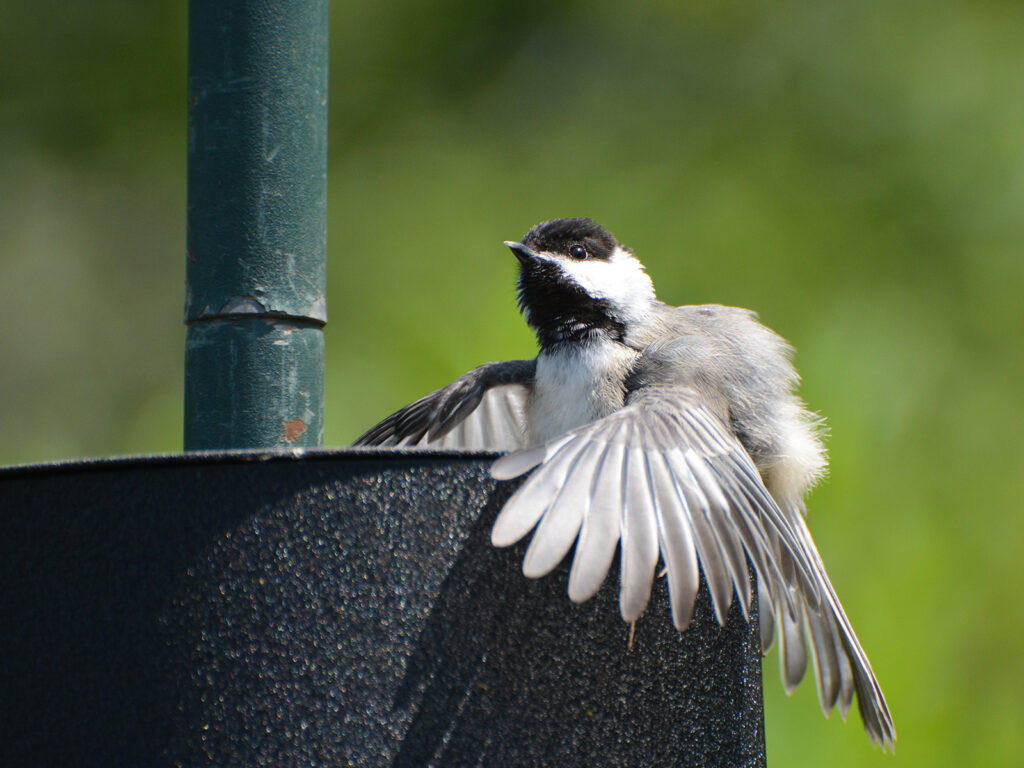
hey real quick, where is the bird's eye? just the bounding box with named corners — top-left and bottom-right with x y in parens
top-left (568, 244), bottom-right (588, 260)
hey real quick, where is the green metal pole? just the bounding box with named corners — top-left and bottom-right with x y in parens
top-left (185, 0), bottom-right (328, 450)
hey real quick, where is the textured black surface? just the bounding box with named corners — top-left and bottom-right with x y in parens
top-left (0, 450), bottom-right (766, 767)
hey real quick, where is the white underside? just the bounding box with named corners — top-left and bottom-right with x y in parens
top-left (527, 339), bottom-right (638, 445)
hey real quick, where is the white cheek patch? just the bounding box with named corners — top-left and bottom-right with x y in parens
top-left (548, 246), bottom-right (657, 318)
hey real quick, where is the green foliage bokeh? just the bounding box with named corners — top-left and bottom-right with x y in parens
top-left (2, 1), bottom-right (1023, 765)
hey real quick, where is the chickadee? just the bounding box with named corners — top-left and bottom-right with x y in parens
top-left (355, 218), bottom-right (895, 749)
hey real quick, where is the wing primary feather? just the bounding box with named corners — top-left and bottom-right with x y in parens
top-left (568, 432), bottom-right (627, 603)
top-left (619, 442), bottom-right (660, 622)
top-left (779, 601), bottom-right (809, 693)
top-left (473, 391), bottom-right (498, 446)
top-left (497, 388), bottom-right (527, 445)
top-left (805, 602), bottom-right (842, 715)
top-left (831, 612), bottom-right (856, 721)
top-left (757, 578), bottom-right (776, 654)
top-left (458, 400), bottom-right (485, 447)
top-left (648, 450), bottom-right (700, 631)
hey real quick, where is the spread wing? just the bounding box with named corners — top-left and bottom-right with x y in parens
top-left (490, 385), bottom-right (895, 750)
top-left (353, 360), bottom-right (535, 451)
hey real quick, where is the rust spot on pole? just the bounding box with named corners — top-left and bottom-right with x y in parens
top-left (283, 419), bottom-right (307, 442)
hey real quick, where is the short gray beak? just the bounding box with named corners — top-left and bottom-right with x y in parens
top-left (505, 240), bottom-right (539, 264)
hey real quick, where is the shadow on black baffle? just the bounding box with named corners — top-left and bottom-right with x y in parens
top-left (0, 450), bottom-right (766, 767)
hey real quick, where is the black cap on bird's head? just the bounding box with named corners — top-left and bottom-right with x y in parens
top-left (505, 217), bottom-right (619, 265)
top-left (505, 218), bottom-right (654, 349)
top-left (524, 218), bottom-right (618, 260)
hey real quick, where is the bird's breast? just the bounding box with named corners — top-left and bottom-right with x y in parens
top-left (527, 340), bottom-right (638, 445)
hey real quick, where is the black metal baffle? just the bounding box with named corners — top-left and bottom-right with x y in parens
top-left (0, 450), bottom-right (766, 767)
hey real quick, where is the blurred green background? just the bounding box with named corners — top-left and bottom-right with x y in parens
top-left (2, 1), bottom-right (1023, 765)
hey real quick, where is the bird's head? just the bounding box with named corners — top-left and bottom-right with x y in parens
top-left (506, 218), bottom-right (656, 349)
